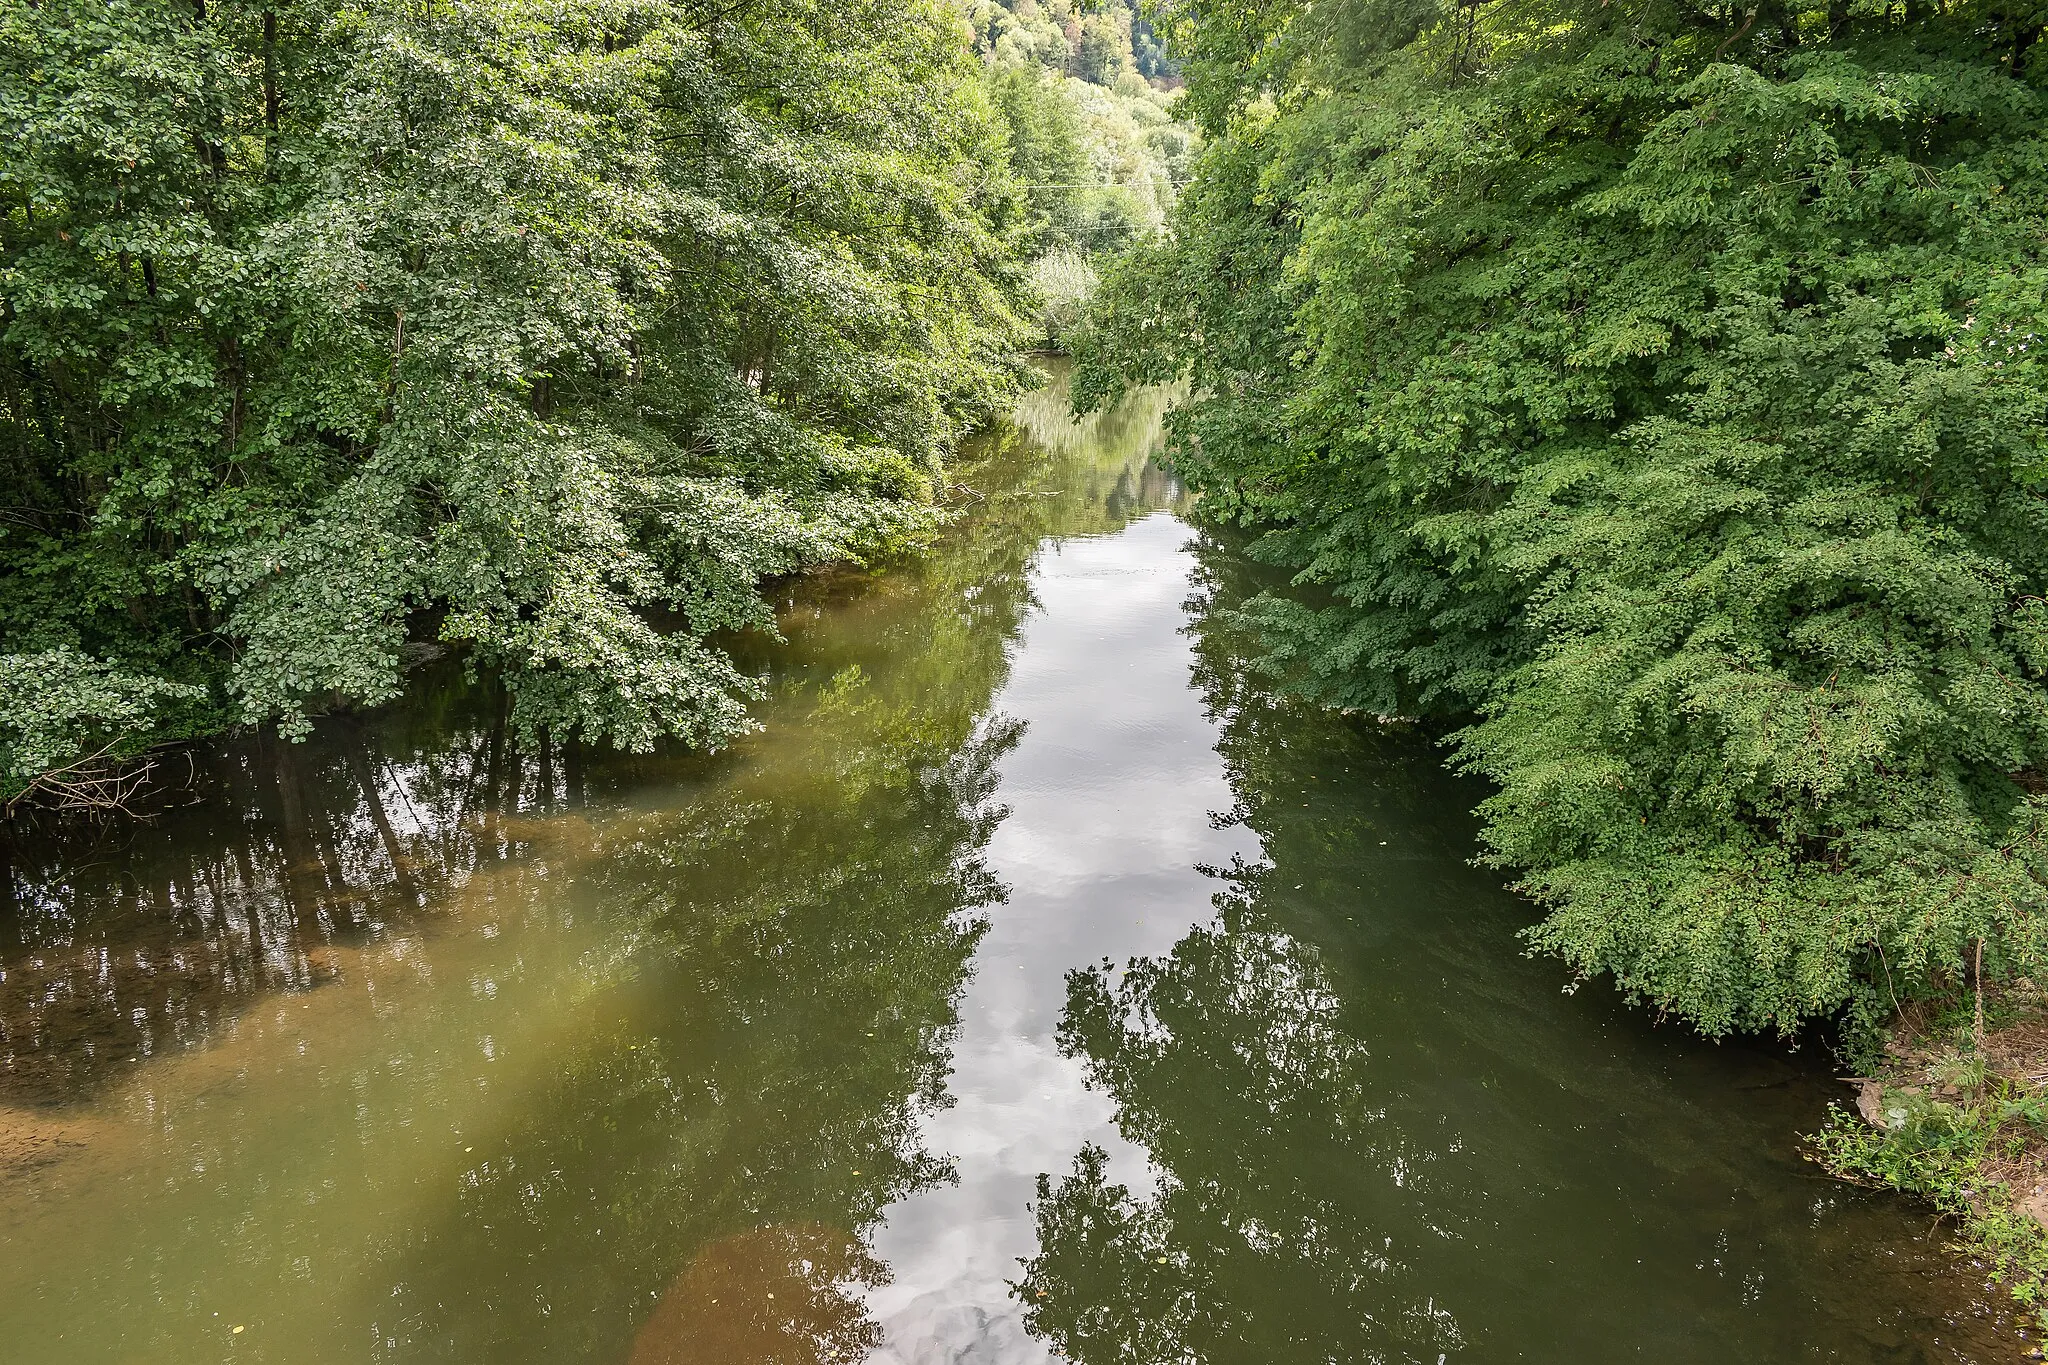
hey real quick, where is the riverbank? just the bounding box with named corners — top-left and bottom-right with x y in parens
top-left (1814, 988), bottom-right (2048, 1340)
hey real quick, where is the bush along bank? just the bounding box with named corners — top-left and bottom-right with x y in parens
top-left (1075, 2), bottom-right (2048, 1052)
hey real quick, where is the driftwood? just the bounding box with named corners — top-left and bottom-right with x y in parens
top-left (5, 742), bottom-right (166, 817)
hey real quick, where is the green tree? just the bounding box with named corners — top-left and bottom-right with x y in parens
top-left (0, 0), bottom-right (1031, 799)
top-left (988, 61), bottom-right (1095, 255)
top-left (1071, 10), bottom-right (1129, 85)
top-left (1078, 0), bottom-right (2048, 1035)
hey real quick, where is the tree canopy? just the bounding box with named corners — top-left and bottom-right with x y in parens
top-left (1077, 0), bottom-right (2048, 1035)
top-left (0, 0), bottom-right (1038, 798)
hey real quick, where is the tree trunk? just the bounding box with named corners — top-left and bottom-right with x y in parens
top-left (262, 10), bottom-right (280, 170)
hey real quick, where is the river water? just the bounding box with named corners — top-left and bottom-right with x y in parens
top-left (0, 369), bottom-right (2023, 1363)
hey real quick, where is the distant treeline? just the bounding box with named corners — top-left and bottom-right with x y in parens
top-left (1081, 0), bottom-right (2048, 1037)
top-left (966, 0), bottom-right (1201, 347)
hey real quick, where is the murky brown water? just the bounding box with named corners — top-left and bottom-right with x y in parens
top-left (0, 368), bottom-right (2028, 1362)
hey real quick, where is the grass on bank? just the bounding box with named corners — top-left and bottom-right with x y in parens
top-left (1812, 985), bottom-right (2048, 1332)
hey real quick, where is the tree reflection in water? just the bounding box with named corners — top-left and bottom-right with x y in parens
top-left (367, 711), bottom-right (1017, 1357)
top-left (1, 694), bottom-right (506, 1111)
top-left (1017, 531), bottom-right (1468, 1365)
top-left (1022, 908), bottom-right (1462, 1363)
top-left (630, 1224), bottom-right (887, 1365)
top-left (0, 362), bottom-right (1185, 1364)
top-left (1018, 528), bottom-right (2025, 1364)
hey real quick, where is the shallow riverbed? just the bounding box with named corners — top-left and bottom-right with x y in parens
top-left (0, 369), bottom-right (2023, 1362)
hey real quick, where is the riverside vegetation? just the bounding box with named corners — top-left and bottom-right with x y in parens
top-left (1073, 0), bottom-right (2048, 1322)
top-left (16, 0), bottom-right (2048, 1339)
top-left (0, 0), bottom-right (1190, 806)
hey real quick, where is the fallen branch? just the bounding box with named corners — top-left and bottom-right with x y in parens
top-left (6, 741), bottom-right (162, 817)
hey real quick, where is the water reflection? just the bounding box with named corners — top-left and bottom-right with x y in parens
top-left (0, 363), bottom-right (1177, 1364)
top-left (356, 707), bottom-right (1017, 1357)
top-left (859, 512), bottom-right (1242, 1365)
top-left (1019, 531), bottom-right (2016, 1363)
top-left (4, 721), bottom-right (462, 1109)
top-left (0, 676), bottom-right (686, 1112)
top-left (3, 688), bottom-right (1002, 1359)
top-left (630, 1224), bottom-right (888, 1365)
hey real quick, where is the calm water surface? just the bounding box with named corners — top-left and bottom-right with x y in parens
top-left (0, 370), bottom-right (2024, 1362)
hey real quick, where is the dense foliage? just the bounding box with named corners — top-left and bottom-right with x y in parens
top-left (0, 0), bottom-right (1037, 798)
top-left (1078, 0), bottom-right (2048, 1034)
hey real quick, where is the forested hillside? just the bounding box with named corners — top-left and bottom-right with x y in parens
top-left (0, 0), bottom-right (1036, 802)
top-left (1080, 0), bottom-right (2048, 1037)
top-left (966, 0), bottom-right (1198, 342)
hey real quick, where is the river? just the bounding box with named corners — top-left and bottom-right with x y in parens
top-left (0, 367), bottom-right (2021, 1362)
